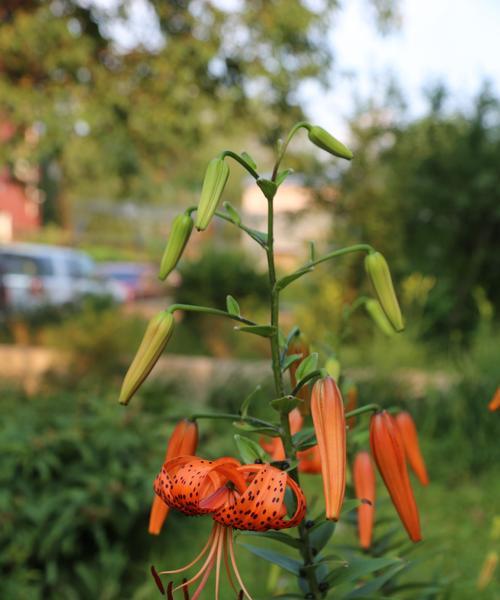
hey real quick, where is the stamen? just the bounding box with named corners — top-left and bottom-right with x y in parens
top-left (151, 565), bottom-right (165, 595)
top-left (215, 523), bottom-right (224, 600)
top-left (159, 526), bottom-right (216, 575)
top-left (174, 524), bottom-right (222, 592)
top-left (228, 530), bottom-right (254, 600)
top-left (190, 555), bottom-right (216, 600)
top-left (223, 527), bottom-right (238, 593)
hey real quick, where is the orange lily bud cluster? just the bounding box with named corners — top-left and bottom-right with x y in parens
top-left (353, 452), bottom-right (376, 549)
top-left (311, 377), bottom-right (346, 521)
top-left (148, 418), bottom-right (199, 535)
top-left (370, 411), bottom-right (422, 542)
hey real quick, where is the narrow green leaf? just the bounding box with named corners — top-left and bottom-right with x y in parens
top-left (281, 353), bottom-right (302, 372)
top-left (234, 434), bottom-right (266, 464)
top-left (232, 421), bottom-right (278, 435)
top-left (309, 520), bottom-right (336, 554)
top-left (276, 168), bottom-right (294, 186)
top-left (222, 201), bottom-right (242, 225)
top-left (270, 395), bottom-right (302, 414)
top-left (257, 178), bottom-right (278, 200)
top-left (241, 151), bottom-right (257, 170)
top-left (341, 563), bottom-right (406, 598)
top-left (309, 240), bottom-right (316, 261)
top-left (238, 543), bottom-right (302, 575)
top-left (295, 352), bottom-right (319, 381)
top-left (293, 427), bottom-right (316, 451)
top-left (240, 385), bottom-right (261, 418)
top-left (247, 227), bottom-right (268, 245)
top-left (276, 267), bottom-right (314, 291)
top-left (240, 530), bottom-right (302, 550)
top-left (226, 294), bottom-right (241, 316)
top-left (325, 556), bottom-right (403, 586)
top-left (235, 325), bottom-right (277, 338)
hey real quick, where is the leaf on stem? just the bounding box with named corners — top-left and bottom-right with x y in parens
top-left (235, 325), bottom-right (277, 338)
top-left (270, 395), bottom-right (302, 414)
top-left (257, 178), bottom-right (278, 200)
top-left (240, 530), bottom-right (302, 550)
top-left (222, 201), bottom-right (242, 225)
top-left (239, 385), bottom-right (261, 418)
top-left (275, 168), bottom-right (294, 186)
top-left (276, 267), bottom-right (314, 291)
top-left (226, 294), bottom-right (241, 316)
top-left (281, 353), bottom-right (303, 372)
top-left (233, 421), bottom-right (279, 435)
top-left (241, 151), bottom-right (257, 170)
top-left (295, 353), bottom-right (319, 381)
top-left (238, 543), bottom-right (302, 575)
top-left (234, 434), bottom-right (267, 464)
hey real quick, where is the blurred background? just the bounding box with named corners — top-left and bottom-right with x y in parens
top-left (0, 1), bottom-right (499, 598)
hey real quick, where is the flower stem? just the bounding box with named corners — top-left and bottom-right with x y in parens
top-left (264, 138), bottom-right (322, 599)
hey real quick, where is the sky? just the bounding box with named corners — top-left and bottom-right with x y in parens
top-left (302, 0), bottom-right (500, 136)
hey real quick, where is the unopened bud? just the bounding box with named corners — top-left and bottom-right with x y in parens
top-left (307, 125), bottom-right (353, 160)
top-left (195, 157), bottom-right (230, 231)
top-left (159, 213), bottom-right (193, 280)
top-left (365, 298), bottom-right (396, 337)
top-left (325, 356), bottom-right (341, 381)
top-left (119, 311), bottom-right (174, 405)
top-left (365, 252), bottom-right (404, 332)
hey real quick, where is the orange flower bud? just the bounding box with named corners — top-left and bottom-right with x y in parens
top-left (345, 384), bottom-right (358, 429)
top-left (311, 377), bottom-right (346, 520)
top-left (488, 387), bottom-right (500, 412)
top-left (395, 411), bottom-right (429, 486)
top-left (148, 418), bottom-right (198, 535)
top-left (353, 451), bottom-right (376, 549)
top-left (370, 411), bottom-right (421, 542)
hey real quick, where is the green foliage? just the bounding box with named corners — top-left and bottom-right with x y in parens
top-left (339, 86), bottom-right (500, 340)
top-left (176, 247), bottom-right (268, 311)
top-left (0, 390), bottom-right (163, 599)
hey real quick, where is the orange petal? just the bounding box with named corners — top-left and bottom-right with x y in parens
top-left (488, 387), bottom-right (500, 412)
top-left (311, 377), bottom-right (346, 520)
top-left (353, 451), bottom-right (376, 549)
top-left (370, 411), bottom-right (421, 542)
top-left (395, 412), bottom-right (429, 486)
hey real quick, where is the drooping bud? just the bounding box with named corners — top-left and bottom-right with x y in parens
top-left (353, 452), bottom-right (376, 549)
top-left (488, 387), bottom-right (500, 412)
top-left (307, 125), bottom-right (353, 160)
top-left (395, 412), bottom-right (429, 486)
top-left (311, 377), bottom-right (346, 520)
top-left (364, 252), bottom-right (404, 332)
top-left (365, 298), bottom-right (396, 337)
top-left (370, 411), bottom-right (421, 542)
top-left (194, 157), bottom-right (230, 231)
top-left (158, 213), bottom-right (193, 280)
top-left (325, 356), bottom-right (341, 381)
top-left (119, 311), bottom-right (174, 405)
top-left (149, 418), bottom-right (198, 535)
top-left (345, 383), bottom-right (358, 429)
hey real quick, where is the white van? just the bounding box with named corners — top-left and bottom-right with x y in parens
top-left (0, 243), bottom-right (125, 312)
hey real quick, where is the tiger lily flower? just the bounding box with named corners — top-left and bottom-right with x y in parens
top-left (311, 377), bottom-right (346, 520)
top-left (353, 451), bottom-right (376, 549)
top-left (152, 456), bottom-right (306, 599)
top-left (488, 387), bottom-right (500, 412)
top-left (370, 411), bottom-right (422, 542)
top-left (395, 412), bottom-right (429, 486)
top-left (148, 418), bottom-right (199, 535)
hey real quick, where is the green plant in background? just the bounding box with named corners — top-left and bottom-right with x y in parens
top-left (118, 122), bottom-right (446, 599)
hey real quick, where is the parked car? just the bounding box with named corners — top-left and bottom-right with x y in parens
top-left (95, 262), bottom-right (164, 301)
top-left (0, 243), bottom-right (126, 313)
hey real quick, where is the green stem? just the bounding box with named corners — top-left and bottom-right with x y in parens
top-left (167, 304), bottom-right (256, 326)
top-left (306, 243), bottom-right (373, 268)
top-left (189, 412), bottom-right (280, 431)
top-left (271, 121), bottom-right (309, 181)
top-left (263, 133), bottom-right (322, 598)
top-left (345, 404), bottom-right (381, 419)
top-left (221, 150), bottom-right (260, 180)
top-left (291, 369), bottom-right (324, 397)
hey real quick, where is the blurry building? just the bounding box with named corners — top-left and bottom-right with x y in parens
top-left (241, 177), bottom-right (335, 270)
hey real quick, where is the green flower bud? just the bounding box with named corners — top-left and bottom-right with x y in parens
top-left (364, 252), bottom-right (404, 332)
top-left (307, 125), bottom-right (353, 160)
top-left (365, 298), bottom-right (396, 337)
top-left (325, 356), bottom-right (341, 381)
top-left (158, 213), bottom-right (193, 281)
top-left (195, 157), bottom-right (230, 231)
top-left (119, 311), bottom-right (174, 405)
